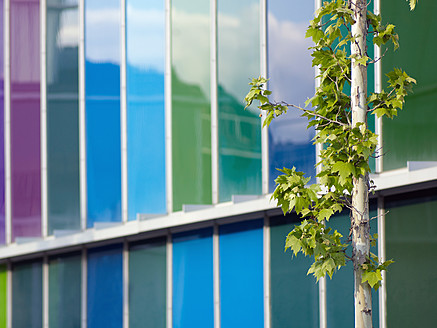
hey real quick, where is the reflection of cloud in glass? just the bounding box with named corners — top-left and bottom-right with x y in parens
top-left (218, 3), bottom-right (259, 102)
top-left (127, 5), bottom-right (164, 72)
top-left (172, 8), bottom-right (210, 98)
top-left (268, 12), bottom-right (314, 144)
top-left (86, 8), bottom-right (120, 64)
top-left (57, 11), bottom-right (79, 48)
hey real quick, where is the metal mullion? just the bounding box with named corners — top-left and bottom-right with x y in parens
top-left (121, 0), bottom-right (128, 223)
top-left (263, 214), bottom-right (271, 328)
top-left (211, 0), bottom-right (218, 205)
top-left (213, 223), bottom-right (220, 328)
top-left (378, 196), bottom-right (387, 328)
top-left (41, 0), bottom-right (48, 238)
top-left (166, 231), bottom-right (173, 328)
top-left (4, 0), bottom-right (11, 245)
top-left (260, 0), bottom-right (268, 196)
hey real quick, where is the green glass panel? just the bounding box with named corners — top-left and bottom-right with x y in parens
top-left (217, 0), bottom-right (261, 202)
top-left (171, 0), bottom-right (211, 211)
top-left (326, 208), bottom-right (379, 328)
top-left (129, 238), bottom-right (166, 328)
top-left (270, 214), bottom-right (319, 328)
top-left (386, 189), bottom-right (437, 327)
top-left (0, 265), bottom-right (6, 328)
top-left (48, 252), bottom-right (81, 328)
top-left (46, 0), bottom-right (80, 233)
top-left (12, 260), bottom-right (43, 328)
top-left (381, 2), bottom-right (437, 170)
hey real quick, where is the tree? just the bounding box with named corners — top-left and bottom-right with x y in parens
top-left (245, 1), bottom-right (417, 327)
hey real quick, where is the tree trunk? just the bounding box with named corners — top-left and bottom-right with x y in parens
top-left (350, 1), bottom-right (372, 328)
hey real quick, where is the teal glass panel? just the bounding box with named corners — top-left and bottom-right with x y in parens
top-left (85, 0), bottom-right (121, 225)
top-left (386, 189), bottom-right (437, 327)
top-left (129, 238), bottom-right (166, 328)
top-left (49, 252), bottom-right (81, 328)
top-left (381, 2), bottom-right (437, 170)
top-left (217, 0), bottom-right (261, 202)
top-left (12, 260), bottom-right (43, 328)
top-left (171, 0), bottom-right (211, 211)
top-left (127, 0), bottom-right (166, 219)
top-left (267, 0), bottom-right (316, 191)
top-left (270, 214), bottom-right (319, 328)
top-left (326, 207), bottom-right (379, 328)
top-left (219, 220), bottom-right (263, 328)
top-left (47, 0), bottom-right (80, 234)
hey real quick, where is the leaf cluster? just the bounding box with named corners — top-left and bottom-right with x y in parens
top-left (361, 249), bottom-right (394, 290)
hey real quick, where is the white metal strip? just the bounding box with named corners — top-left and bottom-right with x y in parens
top-left (166, 232), bottom-right (172, 328)
top-left (43, 256), bottom-right (49, 328)
top-left (123, 241), bottom-right (129, 328)
top-left (40, 0), bottom-right (48, 238)
top-left (79, 0), bottom-right (87, 230)
top-left (4, 0), bottom-right (11, 244)
top-left (378, 196), bottom-right (386, 328)
top-left (120, 0), bottom-right (128, 223)
top-left (260, 0), bottom-right (268, 195)
top-left (213, 223), bottom-right (220, 328)
top-left (81, 248), bottom-right (87, 328)
top-left (211, 0), bottom-right (218, 205)
top-left (263, 214), bottom-right (271, 328)
top-left (374, 0), bottom-right (383, 174)
top-left (6, 262), bottom-right (11, 328)
top-left (164, 0), bottom-right (172, 213)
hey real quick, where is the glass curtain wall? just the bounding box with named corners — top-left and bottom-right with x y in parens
top-left (171, 0), bottom-right (212, 211)
top-left (85, 0), bottom-right (121, 225)
top-left (270, 214), bottom-right (319, 328)
top-left (48, 252), bottom-right (81, 328)
top-left (386, 189), bottom-right (437, 326)
top-left (172, 228), bottom-right (214, 328)
top-left (217, 0), bottom-right (261, 202)
top-left (127, 0), bottom-right (166, 219)
top-left (219, 220), bottom-right (264, 327)
top-left (0, 0), bottom-right (5, 244)
top-left (267, 0), bottom-right (315, 191)
top-left (10, 0), bottom-right (41, 241)
top-left (381, 1), bottom-right (437, 170)
top-left (46, 0), bottom-right (80, 234)
top-left (12, 260), bottom-right (43, 328)
top-left (129, 238), bottom-right (166, 328)
top-left (87, 245), bottom-right (123, 328)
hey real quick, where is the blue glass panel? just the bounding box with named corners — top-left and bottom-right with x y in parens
top-left (126, 0), bottom-right (166, 219)
top-left (85, 0), bottom-right (121, 225)
top-left (326, 209), bottom-right (379, 328)
top-left (87, 244), bottom-right (123, 328)
top-left (172, 228), bottom-right (213, 328)
top-left (219, 220), bottom-right (264, 328)
top-left (267, 0), bottom-right (315, 191)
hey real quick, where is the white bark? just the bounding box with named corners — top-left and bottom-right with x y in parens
top-left (350, 1), bottom-right (372, 328)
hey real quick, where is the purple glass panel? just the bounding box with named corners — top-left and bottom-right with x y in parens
top-left (0, 0), bottom-right (5, 243)
top-left (10, 0), bottom-right (41, 240)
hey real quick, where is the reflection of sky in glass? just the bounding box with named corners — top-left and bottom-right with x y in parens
top-left (268, 0), bottom-right (315, 191)
top-left (85, 0), bottom-right (120, 64)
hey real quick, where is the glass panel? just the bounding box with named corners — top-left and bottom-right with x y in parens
top-left (87, 244), bottom-right (123, 328)
top-left (129, 238), bottom-right (166, 328)
top-left (48, 252), bottom-right (81, 328)
top-left (219, 220), bottom-right (263, 327)
top-left (217, 0), bottom-right (261, 202)
top-left (85, 0), bottom-right (121, 225)
top-left (326, 209), bottom-right (379, 328)
top-left (10, 0), bottom-right (41, 240)
top-left (172, 228), bottom-right (213, 328)
top-left (381, 2), bottom-right (437, 170)
top-left (12, 260), bottom-right (43, 328)
top-left (0, 265), bottom-right (6, 328)
top-left (126, 0), bottom-right (166, 219)
top-left (171, 0), bottom-right (211, 211)
top-left (386, 189), bottom-right (437, 327)
top-left (270, 214), bottom-right (319, 328)
top-left (267, 0), bottom-right (315, 191)
top-left (0, 0), bottom-right (5, 244)
top-left (47, 0), bottom-right (80, 234)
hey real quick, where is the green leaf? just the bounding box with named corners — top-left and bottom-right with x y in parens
top-left (362, 270), bottom-right (382, 290)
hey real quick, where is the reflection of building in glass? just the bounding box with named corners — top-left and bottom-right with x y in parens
top-left (0, 0), bottom-right (436, 327)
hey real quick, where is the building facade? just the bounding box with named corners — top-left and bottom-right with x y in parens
top-left (0, 0), bottom-right (436, 327)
